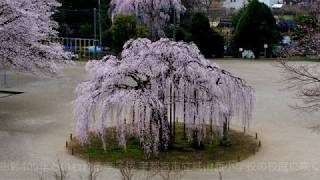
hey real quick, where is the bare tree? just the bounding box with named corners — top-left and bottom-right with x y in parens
top-left (158, 167), bottom-right (185, 180)
top-left (52, 159), bottom-right (69, 180)
top-left (80, 161), bottom-right (102, 180)
top-left (119, 162), bottom-right (161, 180)
top-left (36, 169), bottom-right (47, 180)
top-left (119, 162), bottom-right (135, 180)
top-left (280, 61), bottom-right (320, 111)
top-left (137, 171), bottom-right (158, 180)
top-left (219, 171), bottom-right (223, 180)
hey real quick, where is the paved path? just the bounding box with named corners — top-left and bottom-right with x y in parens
top-left (0, 61), bottom-right (319, 179)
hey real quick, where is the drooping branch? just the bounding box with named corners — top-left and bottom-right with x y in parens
top-left (110, 0), bottom-right (186, 40)
top-left (74, 38), bottom-right (254, 157)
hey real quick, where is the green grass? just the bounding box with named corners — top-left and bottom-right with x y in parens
top-left (68, 124), bottom-right (259, 169)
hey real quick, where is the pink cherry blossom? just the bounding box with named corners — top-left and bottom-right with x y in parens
top-left (0, 0), bottom-right (70, 76)
top-left (110, 0), bottom-right (186, 40)
top-left (74, 38), bottom-right (254, 156)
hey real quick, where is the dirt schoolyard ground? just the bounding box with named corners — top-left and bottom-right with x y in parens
top-left (0, 60), bottom-right (320, 179)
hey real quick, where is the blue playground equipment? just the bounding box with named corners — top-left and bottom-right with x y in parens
top-left (49, 37), bottom-right (102, 59)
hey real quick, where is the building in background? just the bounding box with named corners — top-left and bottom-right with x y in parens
top-left (222, 0), bottom-right (283, 10)
top-left (223, 0), bottom-right (246, 10)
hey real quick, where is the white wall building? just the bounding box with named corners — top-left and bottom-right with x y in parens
top-left (223, 0), bottom-right (247, 10)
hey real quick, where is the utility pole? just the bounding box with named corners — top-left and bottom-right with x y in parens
top-left (3, 68), bottom-right (7, 88)
top-left (94, 8), bottom-right (97, 59)
top-left (173, 7), bottom-right (176, 40)
top-left (98, 0), bottom-right (102, 51)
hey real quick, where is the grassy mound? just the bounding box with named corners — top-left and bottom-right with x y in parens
top-left (67, 124), bottom-right (260, 169)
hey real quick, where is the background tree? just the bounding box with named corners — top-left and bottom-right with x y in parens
top-left (110, 15), bottom-right (150, 54)
top-left (135, 26), bottom-right (151, 39)
top-left (110, 0), bottom-right (185, 40)
top-left (54, 0), bottom-right (112, 40)
top-left (293, 15), bottom-right (318, 40)
top-left (181, 0), bottom-right (200, 13)
top-left (74, 38), bottom-right (254, 157)
top-left (231, 0), bottom-right (280, 57)
top-left (0, 0), bottom-right (69, 76)
top-left (298, 2), bottom-right (320, 18)
top-left (176, 27), bottom-right (193, 43)
top-left (177, 13), bottom-right (224, 58)
top-left (279, 3), bottom-right (320, 18)
top-left (281, 5), bottom-right (320, 57)
top-left (231, 5), bottom-right (247, 28)
top-left (110, 15), bottom-right (137, 54)
top-left (191, 13), bottom-right (224, 58)
top-left (182, 0), bottom-right (215, 14)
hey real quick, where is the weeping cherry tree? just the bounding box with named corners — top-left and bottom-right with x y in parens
top-left (74, 38), bottom-right (254, 157)
top-left (110, 0), bottom-right (186, 40)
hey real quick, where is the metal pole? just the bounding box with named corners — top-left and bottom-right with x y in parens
top-left (98, 0), bottom-right (102, 51)
top-left (94, 8), bottom-right (97, 59)
top-left (173, 7), bottom-right (176, 40)
top-left (3, 68), bottom-right (7, 87)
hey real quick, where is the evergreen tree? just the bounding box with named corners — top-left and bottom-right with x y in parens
top-left (54, 0), bottom-right (112, 39)
top-left (231, 0), bottom-right (280, 57)
top-left (111, 15), bottom-right (137, 54)
top-left (190, 13), bottom-right (225, 58)
top-left (110, 15), bottom-right (150, 54)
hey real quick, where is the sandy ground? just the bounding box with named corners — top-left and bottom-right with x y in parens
top-left (0, 60), bottom-right (320, 180)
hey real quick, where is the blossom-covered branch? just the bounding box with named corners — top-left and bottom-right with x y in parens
top-left (110, 0), bottom-right (186, 40)
top-left (0, 0), bottom-right (70, 76)
top-left (74, 38), bottom-right (254, 156)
